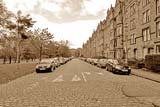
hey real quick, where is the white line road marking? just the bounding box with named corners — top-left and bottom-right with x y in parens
top-left (84, 72), bottom-right (91, 75)
top-left (81, 72), bottom-right (87, 82)
top-left (72, 75), bottom-right (81, 82)
top-left (97, 72), bottom-right (104, 75)
top-left (52, 75), bottom-right (64, 82)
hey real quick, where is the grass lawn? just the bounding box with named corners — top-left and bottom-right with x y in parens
top-left (0, 62), bottom-right (36, 84)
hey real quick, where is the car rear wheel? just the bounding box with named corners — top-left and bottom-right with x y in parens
top-left (51, 66), bottom-right (55, 72)
top-left (106, 67), bottom-right (108, 71)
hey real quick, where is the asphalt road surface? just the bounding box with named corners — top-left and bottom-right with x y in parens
top-left (0, 59), bottom-right (160, 107)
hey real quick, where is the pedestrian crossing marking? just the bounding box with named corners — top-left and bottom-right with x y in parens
top-left (53, 75), bottom-right (64, 82)
top-left (81, 72), bottom-right (87, 82)
top-left (72, 75), bottom-right (81, 81)
top-left (84, 72), bottom-right (91, 75)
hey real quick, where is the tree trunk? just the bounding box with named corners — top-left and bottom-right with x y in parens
top-left (16, 21), bottom-right (21, 63)
top-left (39, 45), bottom-right (42, 61)
top-left (16, 39), bottom-right (20, 63)
top-left (3, 57), bottom-right (6, 64)
top-left (9, 56), bottom-right (12, 64)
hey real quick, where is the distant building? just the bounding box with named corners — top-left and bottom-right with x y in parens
top-left (82, 0), bottom-right (160, 61)
top-left (70, 48), bottom-right (82, 57)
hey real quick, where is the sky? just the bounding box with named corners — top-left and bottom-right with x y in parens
top-left (4, 0), bottom-right (115, 48)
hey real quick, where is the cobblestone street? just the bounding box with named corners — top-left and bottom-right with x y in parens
top-left (0, 59), bottom-right (160, 107)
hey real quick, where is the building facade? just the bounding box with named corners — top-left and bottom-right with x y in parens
top-left (82, 0), bottom-right (160, 61)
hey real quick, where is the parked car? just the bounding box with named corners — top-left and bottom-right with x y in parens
top-left (36, 59), bottom-right (56, 73)
top-left (93, 59), bottom-right (99, 65)
top-left (53, 58), bottom-right (61, 67)
top-left (106, 59), bottom-right (131, 75)
top-left (97, 59), bottom-right (108, 68)
top-left (58, 57), bottom-right (65, 65)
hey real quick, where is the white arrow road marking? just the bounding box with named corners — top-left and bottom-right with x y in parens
top-left (52, 75), bottom-right (64, 82)
top-left (81, 72), bottom-right (87, 82)
top-left (84, 72), bottom-right (91, 75)
top-left (72, 75), bottom-right (81, 82)
top-left (97, 72), bottom-right (104, 75)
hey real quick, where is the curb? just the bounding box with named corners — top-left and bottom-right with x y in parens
top-left (131, 73), bottom-right (160, 83)
top-left (131, 72), bottom-right (160, 107)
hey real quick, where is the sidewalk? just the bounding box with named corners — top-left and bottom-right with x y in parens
top-left (131, 68), bottom-right (160, 83)
top-left (131, 68), bottom-right (160, 107)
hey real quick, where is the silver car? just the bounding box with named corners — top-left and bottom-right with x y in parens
top-left (97, 59), bottom-right (108, 68)
top-left (36, 59), bottom-right (56, 73)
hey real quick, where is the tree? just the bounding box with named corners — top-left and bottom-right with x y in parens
top-left (0, 2), bottom-right (16, 64)
top-left (44, 41), bottom-right (57, 58)
top-left (0, 36), bottom-right (16, 64)
top-left (6, 10), bottom-right (36, 63)
top-left (31, 28), bottom-right (54, 61)
top-left (57, 40), bottom-right (71, 57)
top-left (21, 35), bottom-right (38, 62)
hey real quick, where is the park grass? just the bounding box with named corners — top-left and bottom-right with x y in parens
top-left (0, 62), bottom-right (36, 84)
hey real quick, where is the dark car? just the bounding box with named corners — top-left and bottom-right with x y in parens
top-left (36, 59), bottom-right (56, 73)
top-left (106, 59), bottom-right (131, 75)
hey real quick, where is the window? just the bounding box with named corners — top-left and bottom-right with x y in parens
top-left (143, 12), bottom-right (146, 24)
top-left (142, 0), bottom-right (150, 7)
top-left (117, 25), bottom-right (122, 36)
top-left (110, 21), bottom-right (114, 29)
top-left (157, 0), bottom-right (160, 14)
top-left (130, 34), bottom-right (135, 44)
top-left (143, 10), bottom-right (150, 23)
top-left (157, 22), bottom-right (160, 37)
top-left (156, 45), bottom-right (160, 53)
top-left (134, 49), bottom-right (137, 59)
top-left (114, 39), bottom-right (117, 47)
top-left (130, 19), bottom-right (136, 30)
top-left (148, 48), bottom-right (154, 54)
top-left (130, 3), bottom-right (136, 16)
top-left (147, 10), bottom-right (150, 22)
top-left (142, 27), bottom-right (151, 41)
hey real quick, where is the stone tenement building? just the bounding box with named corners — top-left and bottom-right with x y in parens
top-left (82, 0), bottom-right (160, 61)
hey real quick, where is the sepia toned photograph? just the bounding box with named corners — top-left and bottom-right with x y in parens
top-left (0, 0), bottom-right (160, 106)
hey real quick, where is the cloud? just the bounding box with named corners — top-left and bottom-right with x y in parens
top-left (4, 0), bottom-right (115, 48)
top-left (5, 0), bottom-right (111, 23)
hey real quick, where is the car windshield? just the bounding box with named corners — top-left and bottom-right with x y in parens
top-left (113, 60), bottom-right (119, 64)
top-left (116, 64), bottom-right (122, 68)
top-left (39, 60), bottom-right (51, 64)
